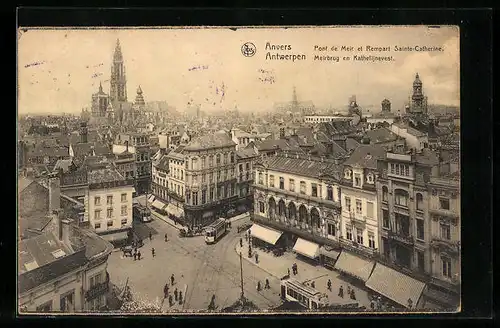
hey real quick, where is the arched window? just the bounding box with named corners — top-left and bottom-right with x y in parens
top-left (209, 155), bottom-right (214, 168)
top-left (416, 193), bottom-right (424, 211)
top-left (395, 189), bottom-right (409, 207)
top-left (382, 186), bottom-right (389, 202)
top-left (344, 168), bottom-right (352, 179)
top-left (216, 154), bottom-right (221, 165)
top-left (201, 156), bottom-right (206, 169)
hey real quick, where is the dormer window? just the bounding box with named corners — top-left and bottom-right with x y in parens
top-left (344, 168), bottom-right (352, 179)
top-left (366, 173), bottom-right (374, 184)
top-left (354, 173), bottom-right (362, 187)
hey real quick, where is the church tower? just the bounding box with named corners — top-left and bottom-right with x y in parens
top-left (410, 73), bottom-right (428, 114)
top-left (110, 39), bottom-right (127, 104)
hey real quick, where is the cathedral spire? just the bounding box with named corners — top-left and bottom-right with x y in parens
top-left (113, 38), bottom-right (123, 62)
top-left (99, 81), bottom-right (103, 93)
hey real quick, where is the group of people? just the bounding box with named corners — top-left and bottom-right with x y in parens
top-left (256, 278), bottom-right (271, 291)
top-left (163, 274), bottom-right (183, 307)
top-left (337, 284), bottom-right (356, 300)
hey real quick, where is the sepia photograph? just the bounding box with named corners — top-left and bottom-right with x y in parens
top-left (17, 25), bottom-right (460, 315)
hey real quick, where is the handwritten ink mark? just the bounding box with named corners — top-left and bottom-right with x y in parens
top-left (188, 65), bottom-right (209, 72)
top-left (24, 61), bottom-right (46, 68)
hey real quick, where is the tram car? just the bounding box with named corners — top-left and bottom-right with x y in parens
top-left (280, 278), bottom-right (329, 310)
top-left (204, 218), bottom-right (228, 244)
top-left (133, 203), bottom-right (152, 223)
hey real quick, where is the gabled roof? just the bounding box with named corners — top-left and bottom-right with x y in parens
top-left (257, 155), bottom-right (341, 179)
top-left (364, 127), bottom-right (399, 144)
top-left (236, 147), bottom-right (259, 159)
top-left (87, 167), bottom-right (125, 184)
top-left (71, 143), bottom-right (94, 158)
top-left (18, 176), bottom-right (35, 193)
top-left (53, 159), bottom-right (75, 173)
top-left (344, 144), bottom-right (386, 169)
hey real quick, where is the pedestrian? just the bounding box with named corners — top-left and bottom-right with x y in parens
top-left (137, 251), bottom-right (141, 260)
top-left (171, 274), bottom-right (175, 285)
top-left (240, 238), bottom-right (243, 248)
top-left (370, 299), bottom-right (375, 311)
top-left (165, 233), bottom-right (168, 242)
top-left (133, 252), bottom-right (137, 261)
top-left (168, 294), bottom-right (173, 307)
top-left (407, 298), bottom-right (413, 309)
top-left (287, 268), bottom-right (290, 277)
top-left (265, 278), bottom-right (270, 289)
top-left (255, 252), bottom-right (259, 263)
top-left (350, 289), bottom-right (356, 300)
top-left (257, 281), bottom-right (261, 291)
top-left (149, 231), bottom-right (152, 241)
top-left (295, 263), bottom-right (299, 274)
top-left (311, 281), bottom-right (315, 289)
top-left (164, 283), bottom-right (169, 299)
top-left (152, 247), bottom-right (155, 257)
top-left (174, 288), bottom-right (178, 301)
top-left (179, 291), bottom-right (183, 304)
top-left (327, 279), bottom-right (332, 291)
top-left (338, 285), bottom-right (344, 298)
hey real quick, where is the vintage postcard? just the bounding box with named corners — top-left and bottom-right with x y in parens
top-left (17, 26), bottom-right (460, 315)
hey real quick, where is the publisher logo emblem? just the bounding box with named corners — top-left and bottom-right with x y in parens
top-left (241, 42), bottom-right (256, 57)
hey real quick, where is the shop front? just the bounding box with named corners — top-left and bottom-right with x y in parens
top-left (249, 223), bottom-right (285, 252)
top-left (333, 250), bottom-right (375, 283)
top-left (292, 238), bottom-right (320, 262)
top-left (319, 246), bottom-right (340, 270)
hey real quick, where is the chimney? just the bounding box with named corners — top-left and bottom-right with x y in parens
top-left (53, 208), bottom-right (64, 241)
top-left (48, 175), bottom-right (61, 213)
top-left (61, 218), bottom-right (73, 247)
top-left (125, 140), bottom-right (129, 152)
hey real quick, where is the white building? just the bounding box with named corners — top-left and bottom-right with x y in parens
top-left (339, 145), bottom-right (387, 256)
top-left (84, 167), bottom-right (135, 245)
top-left (391, 122), bottom-right (428, 151)
top-left (304, 115), bottom-right (353, 124)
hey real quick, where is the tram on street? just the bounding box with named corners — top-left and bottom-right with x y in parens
top-left (280, 278), bottom-right (329, 310)
top-left (204, 218), bottom-right (228, 244)
top-left (133, 204), bottom-right (152, 223)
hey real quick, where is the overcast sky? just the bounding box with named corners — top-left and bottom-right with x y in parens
top-left (18, 26), bottom-right (459, 114)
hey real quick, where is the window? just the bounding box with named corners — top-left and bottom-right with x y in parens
top-left (269, 175), bottom-right (275, 188)
top-left (217, 170), bottom-right (221, 182)
top-left (107, 195), bottom-right (113, 205)
top-left (382, 186), bottom-right (388, 202)
top-left (327, 223), bottom-right (336, 236)
top-left (202, 190), bottom-right (206, 204)
top-left (327, 186), bottom-right (333, 201)
top-left (416, 193), bottom-right (423, 211)
top-left (300, 181), bottom-right (306, 194)
top-left (416, 219), bottom-right (424, 240)
top-left (382, 209), bottom-right (390, 229)
top-left (258, 172), bottom-right (263, 184)
top-left (355, 199), bottom-right (362, 214)
top-left (193, 175), bottom-right (198, 183)
top-left (395, 164), bottom-right (400, 175)
top-left (209, 156), bottom-right (213, 168)
top-left (230, 153), bottom-right (235, 163)
top-left (121, 218), bottom-right (127, 225)
top-left (354, 173), bottom-right (361, 187)
top-left (231, 168), bottom-right (234, 178)
top-left (225, 185), bottom-right (229, 198)
top-left (201, 157), bottom-right (205, 169)
top-left (107, 220), bottom-right (113, 227)
top-left (94, 223), bottom-right (101, 229)
top-left (405, 165), bottom-right (409, 176)
top-left (121, 205), bottom-right (127, 216)
top-left (209, 172), bottom-right (214, 183)
top-left (366, 173), bottom-right (374, 184)
top-left (209, 188), bottom-right (214, 201)
top-left (239, 164), bottom-right (243, 172)
top-left (346, 226), bottom-right (353, 241)
top-left (246, 172), bottom-right (250, 180)
top-left (344, 169), bottom-right (352, 179)
top-left (192, 192), bottom-right (198, 205)
top-left (356, 228), bottom-right (364, 244)
top-left (368, 233), bottom-right (376, 248)
top-left (202, 174), bottom-right (206, 183)
top-left (216, 154), bottom-right (221, 165)
top-left (279, 177), bottom-right (284, 189)
top-left (217, 187), bottom-right (221, 199)
top-left (94, 210), bottom-right (101, 219)
top-left (186, 191), bottom-right (191, 204)
top-left (366, 202), bottom-right (374, 218)
top-left (107, 208), bottom-right (113, 218)
top-left (289, 179), bottom-right (295, 192)
top-left (94, 197), bottom-right (101, 206)
top-left (181, 170), bottom-right (184, 180)
top-left (442, 256), bottom-right (452, 278)
top-left (395, 189), bottom-right (409, 207)
top-left (311, 183), bottom-right (318, 197)
top-left (36, 300), bottom-right (53, 312)
top-left (121, 193), bottom-right (127, 202)
top-left (345, 197), bottom-right (351, 212)
top-left (192, 158), bottom-right (198, 170)
top-left (440, 223), bottom-right (451, 240)
top-left (259, 201), bottom-right (265, 213)
top-left (416, 251), bottom-right (425, 272)
top-left (439, 198), bottom-right (450, 210)
top-left (246, 163), bottom-right (250, 170)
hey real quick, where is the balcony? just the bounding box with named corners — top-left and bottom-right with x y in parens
top-left (85, 273), bottom-right (110, 301)
top-left (254, 184), bottom-right (341, 209)
top-left (429, 208), bottom-right (459, 220)
top-left (431, 236), bottom-right (460, 255)
top-left (387, 230), bottom-right (414, 246)
top-left (347, 212), bottom-right (367, 224)
top-left (167, 190), bottom-right (184, 203)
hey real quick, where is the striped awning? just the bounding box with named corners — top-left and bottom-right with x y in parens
top-left (365, 263), bottom-right (426, 308)
top-left (147, 195), bottom-right (156, 203)
top-left (250, 224), bottom-right (283, 245)
top-left (100, 231), bottom-right (129, 243)
top-left (333, 251), bottom-right (375, 282)
top-left (166, 204), bottom-right (184, 218)
top-left (151, 199), bottom-right (166, 210)
top-left (320, 246), bottom-right (340, 260)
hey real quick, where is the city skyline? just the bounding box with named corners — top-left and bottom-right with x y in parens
top-left (18, 27), bottom-right (459, 115)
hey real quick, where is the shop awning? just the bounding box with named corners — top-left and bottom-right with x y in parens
top-left (333, 251), bottom-right (375, 282)
top-left (319, 246), bottom-right (340, 260)
top-left (100, 231), bottom-right (129, 243)
top-left (293, 238), bottom-right (320, 259)
top-left (166, 204), bottom-right (184, 218)
top-left (365, 263), bottom-right (426, 308)
top-left (152, 200), bottom-right (166, 210)
top-left (147, 195), bottom-right (156, 203)
top-left (250, 224), bottom-right (283, 245)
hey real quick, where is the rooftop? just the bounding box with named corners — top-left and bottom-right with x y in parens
top-left (344, 144), bottom-right (387, 169)
top-left (184, 131), bottom-right (236, 151)
top-left (87, 167), bottom-right (125, 184)
top-left (364, 127), bottom-right (399, 144)
top-left (257, 155), bottom-right (342, 179)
